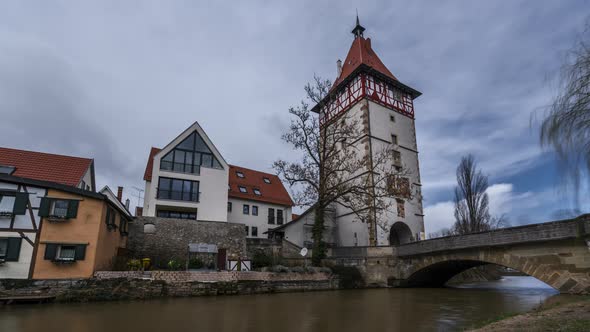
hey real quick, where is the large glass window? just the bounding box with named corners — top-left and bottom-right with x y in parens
top-left (157, 177), bottom-right (199, 202)
top-left (157, 210), bottom-right (197, 220)
top-left (160, 132), bottom-right (223, 174)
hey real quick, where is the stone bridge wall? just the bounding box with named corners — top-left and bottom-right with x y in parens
top-left (325, 215), bottom-right (590, 294)
top-left (397, 215), bottom-right (590, 257)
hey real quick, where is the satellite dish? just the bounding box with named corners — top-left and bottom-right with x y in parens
top-left (300, 247), bottom-right (308, 257)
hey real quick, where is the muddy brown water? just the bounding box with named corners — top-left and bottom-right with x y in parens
top-left (0, 277), bottom-right (561, 332)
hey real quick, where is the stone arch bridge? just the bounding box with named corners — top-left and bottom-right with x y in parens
top-left (328, 215), bottom-right (590, 294)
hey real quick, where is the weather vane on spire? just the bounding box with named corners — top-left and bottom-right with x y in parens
top-left (352, 10), bottom-right (365, 38)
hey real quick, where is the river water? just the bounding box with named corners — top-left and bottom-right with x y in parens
top-left (0, 276), bottom-right (560, 332)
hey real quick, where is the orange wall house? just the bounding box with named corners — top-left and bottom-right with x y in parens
top-left (33, 188), bottom-right (130, 279)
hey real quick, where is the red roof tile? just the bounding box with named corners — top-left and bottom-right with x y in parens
top-left (0, 147), bottom-right (93, 187)
top-left (143, 147), bottom-right (161, 181)
top-left (228, 165), bottom-right (294, 207)
top-left (142, 148), bottom-right (293, 206)
top-left (331, 36), bottom-right (397, 92)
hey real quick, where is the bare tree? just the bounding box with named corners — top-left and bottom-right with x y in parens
top-left (452, 155), bottom-right (508, 235)
top-left (540, 20), bottom-right (590, 202)
top-left (274, 76), bottom-right (412, 264)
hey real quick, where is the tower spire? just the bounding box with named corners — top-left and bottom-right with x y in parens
top-left (351, 12), bottom-right (365, 38)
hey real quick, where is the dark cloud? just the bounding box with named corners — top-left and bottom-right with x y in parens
top-left (0, 1), bottom-right (587, 223)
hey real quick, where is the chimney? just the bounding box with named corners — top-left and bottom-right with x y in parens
top-left (117, 186), bottom-right (123, 202)
top-left (125, 198), bottom-right (130, 210)
top-left (366, 38), bottom-right (371, 49)
top-left (336, 59), bottom-right (342, 76)
top-left (135, 206), bottom-right (143, 217)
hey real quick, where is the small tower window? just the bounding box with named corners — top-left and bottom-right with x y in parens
top-left (391, 134), bottom-right (398, 145)
top-left (236, 171), bottom-right (244, 178)
top-left (238, 186), bottom-right (247, 193)
top-left (390, 115), bottom-right (395, 122)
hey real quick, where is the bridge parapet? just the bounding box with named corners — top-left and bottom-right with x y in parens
top-left (397, 215), bottom-right (590, 257)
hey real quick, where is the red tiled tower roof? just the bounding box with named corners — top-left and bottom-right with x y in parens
top-left (331, 21), bottom-right (397, 92)
top-left (331, 37), bottom-right (397, 90)
top-left (0, 147), bottom-right (93, 187)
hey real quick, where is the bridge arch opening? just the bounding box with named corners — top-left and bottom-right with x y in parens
top-left (389, 222), bottom-right (412, 246)
top-left (403, 259), bottom-right (555, 290)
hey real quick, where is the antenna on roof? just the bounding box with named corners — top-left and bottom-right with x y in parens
top-left (132, 186), bottom-right (144, 206)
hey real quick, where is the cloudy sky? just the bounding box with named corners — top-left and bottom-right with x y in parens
top-left (0, 1), bottom-right (588, 234)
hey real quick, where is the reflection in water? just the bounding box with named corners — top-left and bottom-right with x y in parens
top-left (0, 277), bottom-right (558, 332)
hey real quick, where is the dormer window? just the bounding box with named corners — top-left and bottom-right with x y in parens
top-left (236, 171), bottom-right (244, 178)
top-left (238, 186), bottom-right (247, 193)
top-left (263, 177), bottom-right (271, 184)
top-left (0, 165), bottom-right (15, 175)
top-left (253, 189), bottom-right (261, 196)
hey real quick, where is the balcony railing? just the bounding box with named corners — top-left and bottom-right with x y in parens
top-left (156, 189), bottom-right (199, 202)
top-left (160, 161), bottom-right (201, 175)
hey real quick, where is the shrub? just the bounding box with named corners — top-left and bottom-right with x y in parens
top-left (188, 258), bottom-right (204, 269)
top-left (167, 259), bottom-right (183, 271)
top-left (271, 265), bottom-right (289, 273)
top-left (290, 266), bottom-right (305, 273)
top-left (127, 259), bottom-right (142, 271)
top-left (251, 250), bottom-right (274, 269)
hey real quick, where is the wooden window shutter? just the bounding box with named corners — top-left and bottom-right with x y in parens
top-left (44, 243), bottom-right (58, 260)
top-left (38, 198), bottom-right (51, 217)
top-left (74, 244), bottom-right (86, 260)
top-left (105, 207), bottom-right (111, 226)
top-left (66, 200), bottom-right (79, 219)
top-left (6, 237), bottom-right (22, 261)
top-left (12, 192), bottom-right (29, 215)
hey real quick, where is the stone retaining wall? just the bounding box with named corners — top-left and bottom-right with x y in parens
top-left (94, 270), bottom-right (331, 283)
top-left (127, 217), bottom-right (247, 268)
top-left (0, 272), bottom-right (338, 303)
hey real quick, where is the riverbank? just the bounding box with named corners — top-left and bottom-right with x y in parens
top-left (469, 295), bottom-right (590, 331)
top-left (0, 271), bottom-right (339, 303)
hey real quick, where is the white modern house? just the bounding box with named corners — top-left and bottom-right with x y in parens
top-left (271, 18), bottom-right (425, 248)
top-left (142, 122), bottom-right (294, 237)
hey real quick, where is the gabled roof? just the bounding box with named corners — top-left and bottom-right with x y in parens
top-left (0, 147), bottom-right (93, 188)
top-left (143, 147), bottom-right (161, 181)
top-left (228, 165), bottom-right (294, 207)
top-left (0, 174), bottom-right (133, 221)
top-left (99, 185), bottom-right (133, 219)
top-left (331, 36), bottom-right (397, 92)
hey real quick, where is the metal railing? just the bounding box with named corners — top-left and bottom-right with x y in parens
top-left (156, 189), bottom-right (199, 202)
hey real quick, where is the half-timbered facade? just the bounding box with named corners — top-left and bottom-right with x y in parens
top-left (311, 18), bottom-right (425, 247)
top-left (0, 147), bottom-right (131, 279)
